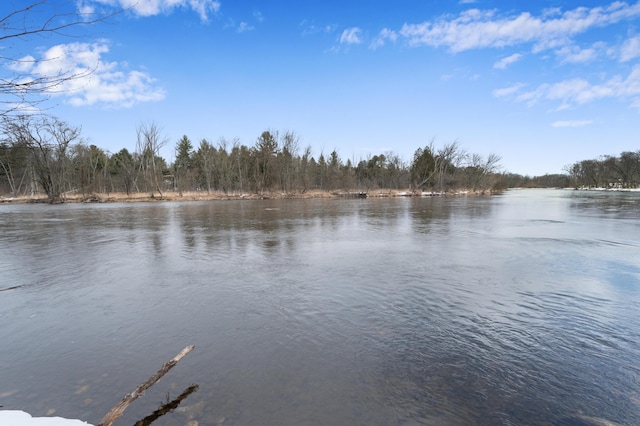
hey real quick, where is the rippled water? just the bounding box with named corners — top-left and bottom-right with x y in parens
top-left (1, 189), bottom-right (639, 425)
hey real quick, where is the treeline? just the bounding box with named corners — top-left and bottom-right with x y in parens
top-left (0, 116), bottom-right (506, 202)
top-left (498, 150), bottom-right (640, 189)
top-left (498, 173), bottom-right (573, 189)
top-left (564, 151), bottom-right (640, 189)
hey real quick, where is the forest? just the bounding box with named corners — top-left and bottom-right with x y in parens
top-left (0, 116), bottom-right (505, 202)
top-left (2, 115), bottom-right (639, 203)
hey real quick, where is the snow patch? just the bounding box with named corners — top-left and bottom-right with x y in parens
top-left (0, 411), bottom-right (93, 426)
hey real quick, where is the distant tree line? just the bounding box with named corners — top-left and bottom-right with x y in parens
top-left (498, 173), bottom-right (574, 189)
top-left (0, 116), bottom-right (507, 202)
top-left (564, 151), bottom-right (640, 189)
top-left (499, 151), bottom-right (640, 189)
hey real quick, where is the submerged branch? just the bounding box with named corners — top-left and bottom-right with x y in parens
top-left (133, 384), bottom-right (199, 426)
top-left (97, 345), bottom-right (195, 426)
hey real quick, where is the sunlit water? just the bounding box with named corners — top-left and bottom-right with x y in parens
top-left (1, 189), bottom-right (639, 425)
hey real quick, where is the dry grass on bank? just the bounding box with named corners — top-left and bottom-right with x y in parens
top-left (0, 188), bottom-right (496, 204)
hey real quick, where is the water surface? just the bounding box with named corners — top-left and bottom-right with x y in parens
top-left (1, 189), bottom-right (639, 425)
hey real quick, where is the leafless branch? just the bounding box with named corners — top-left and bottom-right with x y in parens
top-left (0, 1), bottom-right (122, 116)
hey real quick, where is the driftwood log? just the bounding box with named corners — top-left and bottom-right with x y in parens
top-left (97, 345), bottom-right (195, 426)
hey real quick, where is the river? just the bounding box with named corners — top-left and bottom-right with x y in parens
top-left (1, 189), bottom-right (639, 425)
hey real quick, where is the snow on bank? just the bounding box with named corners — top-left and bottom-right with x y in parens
top-left (577, 187), bottom-right (640, 191)
top-left (0, 411), bottom-right (93, 426)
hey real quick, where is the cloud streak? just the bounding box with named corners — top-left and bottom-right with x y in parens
top-left (495, 65), bottom-right (640, 109)
top-left (86, 0), bottom-right (221, 21)
top-left (551, 120), bottom-right (593, 127)
top-left (493, 53), bottom-right (523, 69)
top-left (398, 1), bottom-right (640, 53)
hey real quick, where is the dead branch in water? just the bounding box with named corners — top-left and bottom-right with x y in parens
top-left (133, 384), bottom-right (199, 426)
top-left (97, 345), bottom-right (195, 426)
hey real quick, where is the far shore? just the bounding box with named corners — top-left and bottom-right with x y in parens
top-left (0, 188), bottom-right (499, 205)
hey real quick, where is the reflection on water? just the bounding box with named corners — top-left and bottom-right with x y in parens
top-left (1, 189), bottom-right (639, 425)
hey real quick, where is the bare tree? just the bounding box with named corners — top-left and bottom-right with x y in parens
top-left (434, 140), bottom-right (465, 191)
top-left (463, 152), bottom-right (502, 191)
top-left (2, 115), bottom-right (81, 202)
top-left (136, 121), bottom-right (167, 198)
top-left (611, 151), bottom-right (640, 188)
top-left (1, 1), bottom-right (117, 115)
top-left (70, 142), bottom-right (109, 196)
top-left (279, 131), bottom-right (300, 193)
top-left (384, 151), bottom-right (408, 190)
top-left (230, 139), bottom-right (251, 193)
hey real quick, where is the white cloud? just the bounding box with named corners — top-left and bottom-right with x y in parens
top-left (555, 42), bottom-right (604, 63)
top-left (498, 65), bottom-right (640, 108)
top-left (551, 120), bottom-right (593, 127)
top-left (541, 7), bottom-right (563, 18)
top-left (493, 83), bottom-right (526, 97)
top-left (370, 28), bottom-right (397, 49)
top-left (620, 35), bottom-right (640, 61)
top-left (300, 20), bottom-right (337, 36)
top-left (493, 53), bottom-right (523, 69)
top-left (89, 0), bottom-right (221, 21)
top-left (299, 20), bottom-right (316, 36)
top-left (7, 55), bottom-right (37, 73)
top-left (188, 0), bottom-right (221, 21)
top-left (253, 10), bottom-right (264, 22)
top-left (77, 1), bottom-right (96, 17)
top-left (440, 67), bottom-right (480, 82)
top-left (340, 27), bottom-right (363, 45)
top-left (398, 1), bottom-right (640, 53)
top-left (326, 24), bottom-right (338, 33)
top-left (237, 22), bottom-right (254, 33)
top-left (15, 42), bottom-right (165, 108)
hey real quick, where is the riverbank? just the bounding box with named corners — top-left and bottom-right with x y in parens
top-left (0, 188), bottom-right (498, 204)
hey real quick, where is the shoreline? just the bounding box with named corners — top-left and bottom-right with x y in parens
top-left (0, 188), bottom-right (499, 205)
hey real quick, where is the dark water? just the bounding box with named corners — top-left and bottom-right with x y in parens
top-left (1, 189), bottom-right (639, 425)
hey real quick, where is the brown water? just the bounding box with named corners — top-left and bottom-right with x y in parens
top-left (1, 189), bottom-right (639, 425)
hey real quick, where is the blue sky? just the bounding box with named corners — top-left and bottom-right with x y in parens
top-left (3, 0), bottom-right (640, 176)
